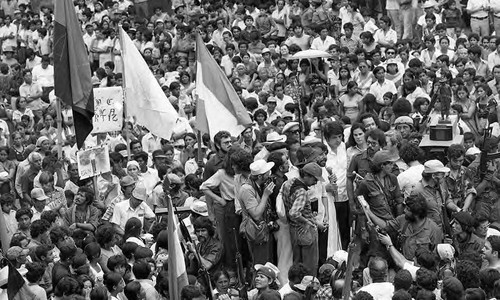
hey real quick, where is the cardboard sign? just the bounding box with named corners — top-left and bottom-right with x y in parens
top-left (92, 87), bottom-right (124, 134)
top-left (77, 146), bottom-right (111, 180)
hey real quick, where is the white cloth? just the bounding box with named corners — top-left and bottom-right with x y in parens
top-left (397, 163), bottom-right (425, 199)
top-left (358, 282), bottom-right (395, 300)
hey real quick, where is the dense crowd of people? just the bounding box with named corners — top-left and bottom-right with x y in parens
top-left (1, 0), bottom-right (500, 300)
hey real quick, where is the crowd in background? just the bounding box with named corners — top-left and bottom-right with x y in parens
top-left (1, 0), bottom-right (500, 300)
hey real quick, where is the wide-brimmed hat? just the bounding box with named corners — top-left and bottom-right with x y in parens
top-left (250, 160), bottom-right (274, 176)
top-left (422, 0), bottom-right (438, 8)
top-left (282, 122), bottom-right (299, 133)
top-left (190, 200), bottom-right (208, 216)
top-left (264, 132), bottom-right (287, 144)
top-left (423, 160), bottom-right (450, 174)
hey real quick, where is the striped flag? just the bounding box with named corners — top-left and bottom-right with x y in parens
top-left (119, 27), bottom-right (179, 140)
top-left (53, 0), bottom-right (94, 149)
top-left (168, 197), bottom-right (189, 300)
top-left (195, 33), bottom-right (252, 139)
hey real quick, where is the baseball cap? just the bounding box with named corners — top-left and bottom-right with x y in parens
top-left (372, 150), bottom-right (398, 166)
top-left (255, 266), bottom-right (276, 282)
top-left (6, 246), bottom-right (29, 261)
top-left (132, 181), bottom-right (148, 201)
top-left (167, 173), bottom-right (182, 185)
top-left (152, 149), bottom-right (167, 159)
top-left (453, 211), bottom-right (476, 227)
top-left (394, 116), bottom-right (413, 127)
top-left (119, 175), bottom-right (136, 187)
top-left (31, 188), bottom-right (49, 201)
top-left (423, 160), bottom-right (450, 174)
top-left (302, 162), bottom-right (324, 182)
top-left (262, 48), bottom-right (271, 54)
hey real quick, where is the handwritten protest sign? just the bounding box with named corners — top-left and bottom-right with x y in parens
top-left (92, 87), bottom-right (124, 134)
top-left (77, 146), bottom-right (111, 180)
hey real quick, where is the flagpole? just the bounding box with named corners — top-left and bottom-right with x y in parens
top-left (197, 130), bottom-right (203, 176)
top-left (56, 98), bottom-right (63, 159)
top-left (118, 27), bottom-right (131, 162)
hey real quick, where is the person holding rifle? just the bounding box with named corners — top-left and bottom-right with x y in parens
top-left (412, 160), bottom-right (461, 230)
top-left (451, 211), bottom-right (484, 256)
top-left (363, 193), bottom-right (442, 260)
top-left (356, 150), bottom-right (404, 221)
top-left (186, 216), bottom-right (223, 274)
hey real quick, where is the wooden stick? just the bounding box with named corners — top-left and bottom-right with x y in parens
top-left (118, 27), bottom-right (131, 162)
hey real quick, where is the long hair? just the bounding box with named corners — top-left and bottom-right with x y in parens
top-left (123, 217), bottom-right (142, 241)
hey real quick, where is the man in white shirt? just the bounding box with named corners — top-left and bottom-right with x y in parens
top-left (488, 39), bottom-right (500, 72)
top-left (19, 69), bottom-right (46, 121)
top-left (141, 131), bottom-right (162, 154)
top-left (82, 24), bottom-right (95, 53)
top-left (466, 0), bottom-right (490, 36)
top-left (274, 84), bottom-right (294, 114)
top-left (310, 26), bottom-right (336, 52)
top-left (358, 257), bottom-right (395, 300)
top-left (1, 16), bottom-right (17, 51)
top-left (397, 143), bottom-right (425, 199)
top-left (369, 66), bottom-right (397, 106)
top-left (221, 43), bottom-right (236, 77)
top-left (133, 151), bottom-right (160, 197)
top-left (110, 181), bottom-right (156, 235)
top-left (493, 0), bottom-right (500, 36)
top-left (323, 121), bottom-right (349, 249)
top-left (265, 97), bottom-right (282, 123)
top-left (32, 56), bottom-right (54, 89)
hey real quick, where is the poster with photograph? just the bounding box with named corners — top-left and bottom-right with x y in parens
top-left (77, 146), bottom-right (111, 180)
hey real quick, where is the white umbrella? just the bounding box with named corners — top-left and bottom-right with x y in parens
top-left (288, 49), bottom-right (332, 60)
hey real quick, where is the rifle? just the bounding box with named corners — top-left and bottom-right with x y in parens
top-left (342, 241), bottom-right (357, 300)
top-left (418, 87), bottom-right (440, 133)
top-left (437, 188), bottom-right (453, 240)
top-left (233, 228), bottom-right (248, 300)
top-left (174, 205), bottom-right (214, 300)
